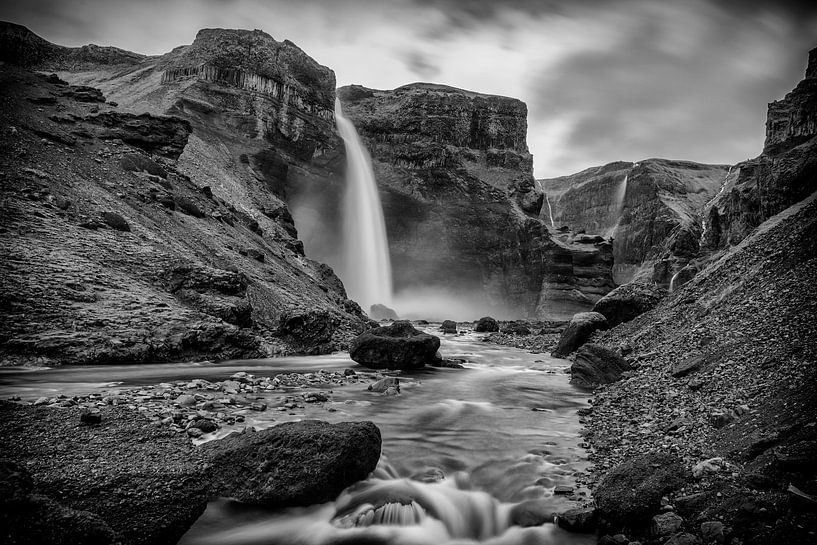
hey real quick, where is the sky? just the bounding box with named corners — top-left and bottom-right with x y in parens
top-left (3, 0), bottom-right (816, 178)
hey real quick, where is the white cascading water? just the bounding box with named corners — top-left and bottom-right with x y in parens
top-left (334, 98), bottom-right (393, 311)
top-left (544, 194), bottom-right (556, 228)
top-left (607, 173), bottom-right (628, 238)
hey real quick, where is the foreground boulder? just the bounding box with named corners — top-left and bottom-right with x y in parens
top-left (570, 344), bottom-right (632, 388)
top-left (349, 321), bottom-right (441, 369)
top-left (595, 453), bottom-right (686, 528)
top-left (204, 420), bottom-right (381, 506)
top-left (474, 316), bottom-right (499, 332)
top-left (0, 402), bottom-right (382, 545)
top-left (591, 282), bottom-right (666, 328)
top-left (552, 312), bottom-right (608, 358)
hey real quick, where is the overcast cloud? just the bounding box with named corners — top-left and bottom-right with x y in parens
top-left (3, 0), bottom-right (815, 177)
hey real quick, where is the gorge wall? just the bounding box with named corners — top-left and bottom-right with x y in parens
top-left (286, 82), bottom-right (615, 319)
top-left (540, 158), bottom-right (729, 285)
top-left (0, 23), bottom-right (369, 362)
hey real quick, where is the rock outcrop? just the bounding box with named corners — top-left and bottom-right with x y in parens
top-left (349, 320), bottom-right (440, 369)
top-left (540, 159), bottom-right (728, 285)
top-left (0, 24), bottom-right (368, 363)
top-left (703, 47), bottom-right (817, 250)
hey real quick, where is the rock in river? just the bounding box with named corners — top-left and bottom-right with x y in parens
top-left (474, 316), bottom-right (499, 332)
top-left (204, 420), bottom-right (382, 507)
top-left (349, 321), bottom-right (441, 370)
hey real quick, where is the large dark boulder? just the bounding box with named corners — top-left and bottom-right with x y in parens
top-left (552, 312), bottom-right (608, 358)
top-left (595, 453), bottom-right (686, 528)
top-left (350, 321), bottom-right (441, 369)
top-left (474, 316), bottom-right (499, 332)
top-left (571, 344), bottom-right (632, 388)
top-left (591, 282), bottom-right (666, 328)
top-left (204, 420), bottom-right (381, 507)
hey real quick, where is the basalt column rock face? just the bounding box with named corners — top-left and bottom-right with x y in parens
top-left (541, 159), bottom-right (727, 285)
top-left (311, 83), bottom-right (553, 317)
top-left (704, 47), bottom-right (817, 250)
top-left (0, 23), bottom-right (368, 361)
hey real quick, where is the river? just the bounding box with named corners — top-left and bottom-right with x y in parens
top-left (0, 327), bottom-right (594, 545)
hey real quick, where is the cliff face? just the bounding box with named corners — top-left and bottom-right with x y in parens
top-left (541, 159), bottom-right (728, 284)
top-left (0, 24), bottom-right (367, 363)
top-left (704, 47), bottom-right (817, 249)
top-left (303, 83), bottom-right (611, 318)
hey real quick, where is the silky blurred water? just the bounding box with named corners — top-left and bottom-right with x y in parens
top-left (0, 327), bottom-right (594, 544)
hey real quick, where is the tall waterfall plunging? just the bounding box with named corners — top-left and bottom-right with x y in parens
top-left (335, 98), bottom-right (393, 311)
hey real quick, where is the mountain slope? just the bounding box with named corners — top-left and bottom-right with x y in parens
top-left (0, 23), bottom-right (368, 364)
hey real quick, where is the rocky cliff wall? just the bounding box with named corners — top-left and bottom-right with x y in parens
top-left (704, 47), bottom-right (817, 250)
top-left (323, 83), bottom-right (611, 318)
top-left (0, 23), bottom-right (367, 361)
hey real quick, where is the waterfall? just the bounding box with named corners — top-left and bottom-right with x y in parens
top-left (544, 193), bottom-right (555, 228)
top-left (607, 173), bottom-right (628, 238)
top-left (335, 98), bottom-right (393, 312)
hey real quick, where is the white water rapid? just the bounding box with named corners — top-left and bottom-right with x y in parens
top-left (335, 98), bottom-right (393, 311)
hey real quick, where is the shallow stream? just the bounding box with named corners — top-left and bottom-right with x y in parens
top-left (0, 328), bottom-right (594, 545)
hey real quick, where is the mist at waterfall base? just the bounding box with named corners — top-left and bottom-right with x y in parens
top-left (292, 101), bottom-right (526, 321)
top-left (334, 98), bottom-right (393, 312)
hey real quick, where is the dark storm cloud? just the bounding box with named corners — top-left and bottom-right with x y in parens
top-left (401, 50), bottom-right (442, 79)
top-left (526, 1), bottom-right (817, 173)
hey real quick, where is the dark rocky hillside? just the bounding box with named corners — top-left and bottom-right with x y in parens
top-left (573, 48), bottom-right (817, 544)
top-left (0, 24), bottom-right (370, 365)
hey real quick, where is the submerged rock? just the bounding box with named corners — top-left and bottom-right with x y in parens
top-left (552, 312), bottom-right (608, 358)
top-left (350, 321), bottom-right (441, 370)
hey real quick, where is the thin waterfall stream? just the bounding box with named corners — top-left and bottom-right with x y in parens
top-left (335, 98), bottom-right (393, 312)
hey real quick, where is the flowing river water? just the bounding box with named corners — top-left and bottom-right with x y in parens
top-left (0, 328), bottom-right (594, 545)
